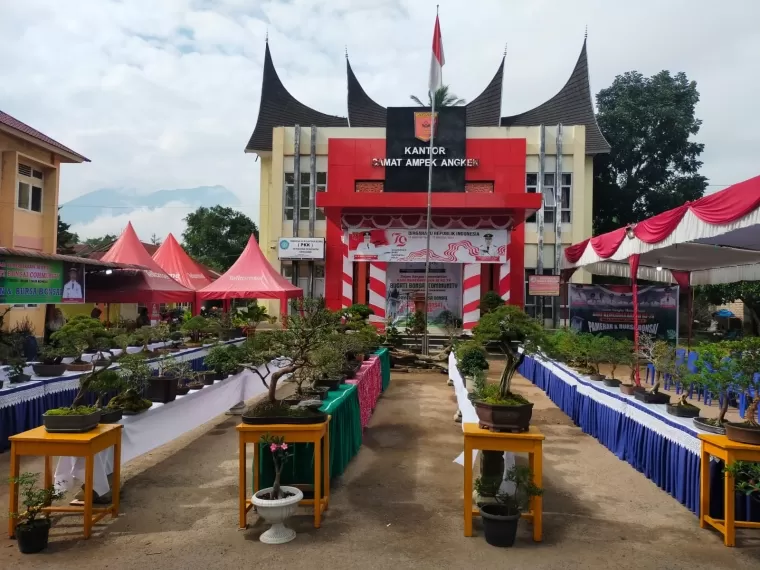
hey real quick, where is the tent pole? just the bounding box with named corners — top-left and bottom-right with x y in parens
top-left (687, 287), bottom-right (694, 354)
top-left (629, 255), bottom-right (641, 386)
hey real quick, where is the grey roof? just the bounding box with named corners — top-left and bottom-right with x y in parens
top-left (346, 56), bottom-right (505, 128)
top-left (346, 58), bottom-right (386, 127)
top-left (500, 39), bottom-right (610, 154)
top-left (245, 43), bottom-right (347, 153)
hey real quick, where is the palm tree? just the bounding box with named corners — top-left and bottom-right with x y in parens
top-left (410, 85), bottom-right (465, 108)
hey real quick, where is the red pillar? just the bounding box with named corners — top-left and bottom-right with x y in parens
top-left (324, 209), bottom-right (344, 311)
top-left (509, 222), bottom-right (526, 307)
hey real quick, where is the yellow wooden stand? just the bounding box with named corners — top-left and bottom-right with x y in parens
top-left (8, 424), bottom-right (123, 539)
top-left (237, 418), bottom-right (330, 530)
top-left (698, 433), bottom-right (760, 546)
top-left (463, 423), bottom-right (544, 540)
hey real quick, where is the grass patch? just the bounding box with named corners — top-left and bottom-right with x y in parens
top-left (44, 406), bottom-right (98, 416)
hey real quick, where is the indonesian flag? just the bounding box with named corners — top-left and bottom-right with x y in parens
top-left (428, 15), bottom-right (445, 95)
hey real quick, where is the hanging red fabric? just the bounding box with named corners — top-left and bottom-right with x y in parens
top-left (564, 238), bottom-right (590, 264)
top-left (689, 174), bottom-right (760, 224)
top-left (629, 254), bottom-right (641, 386)
top-left (633, 205), bottom-right (689, 244)
top-left (590, 227), bottom-right (627, 259)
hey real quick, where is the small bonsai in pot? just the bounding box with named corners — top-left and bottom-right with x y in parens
top-left (182, 315), bottom-right (210, 346)
top-left (586, 335), bottom-right (607, 381)
top-left (33, 346), bottom-right (68, 377)
top-left (108, 353), bottom-right (153, 415)
top-left (601, 338), bottom-right (629, 388)
top-left (724, 461), bottom-right (760, 507)
top-left (477, 465), bottom-right (543, 548)
top-left (633, 335), bottom-right (674, 405)
top-left (43, 360), bottom-right (117, 431)
top-left (687, 342), bottom-right (734, 433)
top-left (617, 339), bottom-right (645, 395)
top-left (455, 341), bottom-right (489, 383)
top-left (723, 337), bottom-right (760, 444)
top-left (250, 433), bottom-right (303, 544)
top-left (51, 315), bottom-right (112, 368)
top-left (471, 305), bottom-right (546, 432)
top-left (8, 359), bottom-right (31, 384)
top-left (87, 368), bottom-right (127, 423)
top-left (9, 472), bottom-right (65, 554)
top-left (204, 343), bottom-right (242, 380)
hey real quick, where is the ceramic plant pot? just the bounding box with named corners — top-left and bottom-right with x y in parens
top-left (32, 364), bottom-right (67, 378)
top-left (43, 409), bottom-right (101, 433)
top-left (474, 401), bottom-right (533, 433)
top-left (251, 486), bottom-right (304, 544)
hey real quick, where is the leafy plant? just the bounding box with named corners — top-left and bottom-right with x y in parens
top-left (158, 355), bottom-right (192, 380)
top-left (407, 310), bottom-right (427, 350)
top-left (237, 302), bottom-right (269, 336)
top-left (724, 461), bottom-right (760, 498)
top-left (475, 465), bottom-right (543, 516)
top-left (261, 433), bottom-right (294, 500)
top-left (380, 320), bottom-right (403, 348)
top-left (85, 369), bottom-right (125, 408)
top-left (204, 344), bottom-right (243, 376)
top-left (38, 345), bottom-right (65, 365)
top-left (479, 291), bottom-right (504, 315)
top-left (438, 310), bottom-right (462, 342)
top-left (473, 305), bottom-right (546, 402)
top-left (182, 316), bottom-right (211, 343)
top-left (725, 337), bottom-right (760, 427)
top-left (50, 315), bottom-right (111, 357)
top-left (455, 341), bottom-right (489, 378)
top-left (9, 472), bottom-right (64, 526)
top-left (117, 353), bottom-right (152, 392)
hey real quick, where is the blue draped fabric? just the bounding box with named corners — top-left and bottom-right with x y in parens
top-left (519, 355), bottom-right (760, 522)
top-left (0, 353), bottom-right (209, 453)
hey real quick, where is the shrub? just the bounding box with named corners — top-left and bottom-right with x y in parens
top-left (479, 291), bottom-right (504, 315)
top-left (456, 341), bottom-right (489, 378)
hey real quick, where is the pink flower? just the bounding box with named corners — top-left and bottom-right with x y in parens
top-left (280, 443), bottom-right (288, 450)
top-left (270, 443), bottom-right (278, 452)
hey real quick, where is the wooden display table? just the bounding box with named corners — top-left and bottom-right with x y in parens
top-left (8, 424), bottom-right (123, 539)
top-left (463, 423), bottom-right (544, 540)
top-left (698, 433), bottom-right (760, 546)
top-left (237, 418), bottom-right (330, 530)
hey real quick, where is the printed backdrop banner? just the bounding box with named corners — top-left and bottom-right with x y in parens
top-left (346, 228), bottom-right (508, 263)
top-left (386, 263), bottom-right (461, 325)
top-left (0, 256), bottom-right (85, 304)
top-left (568, 284), bottom-right (679, 341)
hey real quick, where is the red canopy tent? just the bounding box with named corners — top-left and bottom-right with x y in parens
top-left (86, 222), bottom-right (195, 304)
top-left (152, 233), bottom-right (214, 291)
top-left (196, 235), bottom-right (302, 317)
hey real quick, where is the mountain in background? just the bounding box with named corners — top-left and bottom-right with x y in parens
top-left (59, 185), bottom-right (240, 226)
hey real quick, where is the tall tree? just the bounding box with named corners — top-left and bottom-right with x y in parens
top-left (150, 233), bottom-right (162, 246)
top-left (83, 234), bottom-right (116, 251)
top-left (593, 70), bottom-right (708, 234)
top-left (410, 85), bottom-right (465, 107)
top-left (182, 206), bottom-right (258, 272)
top-left (56, 208), bottom-right (79, 254)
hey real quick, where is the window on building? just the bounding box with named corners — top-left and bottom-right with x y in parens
top-left (17, 163), bottom-right (43, 213)
top-left (281, 262), bottom-right (293, 279)
top-left (526, 173), bottom-right (537, 223)
top-left (542, 173), bottom-right (555, 225)
top-left (284, 172), bottom-right (327, 222)
top-left (560, 173), bottom-right (572, 223)
top-left (525, 172), bottom-right (572, 225)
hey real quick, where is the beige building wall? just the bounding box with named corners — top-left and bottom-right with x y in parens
top-left (256, 125), bottom-right (595, 315)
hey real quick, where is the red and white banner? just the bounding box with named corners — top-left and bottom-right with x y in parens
top-left (346, 228), bottom-right (507, 264)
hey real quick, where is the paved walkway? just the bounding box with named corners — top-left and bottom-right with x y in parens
top-left (1, 370), bottom-right (759, 568)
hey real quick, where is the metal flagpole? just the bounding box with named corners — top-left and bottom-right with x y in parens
top-left (422, 91), bottom-right (436, 355)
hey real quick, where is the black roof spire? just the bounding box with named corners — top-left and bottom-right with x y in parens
top-left (245, 42), bottom-right (347, 153)
top-left (346, 57), bottom-right (387, 128)
top-left (465, 56), bottom-right (504, 126)
top-left (500, 37), bottom-right (610, 154)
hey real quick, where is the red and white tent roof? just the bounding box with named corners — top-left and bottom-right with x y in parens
top-left (87, 223), bottom-right (195, 303)
top-left (196, 235), bottom-right (302, 301)
top-left (562, 175), bottom-right (760, 285)
top-left (152, 233), bottom-right (213, 291)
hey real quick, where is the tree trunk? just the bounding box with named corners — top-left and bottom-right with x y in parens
top-left (718, 393), bottom-right (729, 424)
top-left (746, 395), bottom-right (760, 428)
top-left (269, 365), bottom-right (296, 403)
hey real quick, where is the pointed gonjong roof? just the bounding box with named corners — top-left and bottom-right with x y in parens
top-left (245, 42), bottom-right (347, 154)
top-left (501, 38), bottom-right (610, 155)
top-left (346, 55), bottom-right (505, 127)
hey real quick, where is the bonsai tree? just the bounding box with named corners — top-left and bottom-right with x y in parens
top-left (237, 302), bottom-right (269, 336)
top-left (154, 322), bottom-right (171, 345)
top-left (473, 305), bottom-right (546, 403)
top-left (604, 338), bottom-right (632, 381)
top-left (475, 465), bottom-right (543, 513)
top-left (107, 353), bottom-right (153, 414)
top-left (638, 334), bottom-right (675, 395)
top-left (9, 472), bottom-right (65, 553)
top-left (726, 337), bottom-right (760, 428)
top-left (244, 298), bottom-right (341, 412)
top-left (407, 310), bottom-right (427, 351)
top-left (585, 335), bottom-right (609, 378)
top-left (438, 309), bottom-right (463, 344)
top-left (344, 304), bottom-right (374, 328)
top-left (182, 315), bottom-right (210, 343)
top-left (85, 368), bottom-right (125, 409)
top-left (158, 355), bottom-right (192, 380)
top-left (380, 319), bottom-right (403, 348)
top-left (479, 291), bottom-right (504, 315)
top-left (204, 344), bottom-right (243, 376)
top-left (455, 341), bottom-right (489, 379)
top-left (38, 345), bottom-right (65, 365)
top-left (50, 315), bottom-right (111, 358)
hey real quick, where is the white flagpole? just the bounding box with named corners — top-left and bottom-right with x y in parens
top-left (422, 90), bottom-right (435, 356)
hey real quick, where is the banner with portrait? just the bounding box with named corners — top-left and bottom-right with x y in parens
top-left (0, 256), bottom-right (86, 304)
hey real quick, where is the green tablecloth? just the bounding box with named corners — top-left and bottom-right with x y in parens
top-left (256, 383), bottom-right (362, 492)
top-left (374, 347), bottom-right (391, 392)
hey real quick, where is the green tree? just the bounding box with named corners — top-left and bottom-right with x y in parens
top-left (182, 206), bottom-right (258, 272)
top-left (150, 233), bottom-right (162, 246)
top-left (410, 85), bottom-right (465, 107)
top-left (700, 283), bottom-right (760, 335)
top-left (56, 208), bottom-right (79, 254)
top-left (83, 234), bottom-right (116, 250)
top-left (593, 71), bottom-right (707, 234)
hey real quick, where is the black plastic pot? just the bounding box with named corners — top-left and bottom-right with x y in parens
top-left (146, 376), bottom-right (179, 404)
top-left (43, 409), bottom-right (101, 433)
top-left (99, 408), bottom-right (123, 423)
top-left (666, 403), bottom-right (700, 418)
top-left (199, 371), bottom-right (221, 385)
top-left (480, 504), bottom-right (520, 547)
top-left (32, 363), bottom-right (67, 377)
top-left (693, 416), bottom-right (726, 435)
top-left (187, 383), bottom-right (204, 391)
top-left (634, 391), bottom-right (671, 405)
top-left (176, 386), bottom-right (191, 396)
top-left (10, 374), bottom-right (31, 384)
top-left (315, 377), bottom-right (341, 391)
top-left (589, 373), bottom-right (606, 381)
top-left (15, 519), bottom-right (51, 554)
top-left (603, 378), bottom-right (621, 388)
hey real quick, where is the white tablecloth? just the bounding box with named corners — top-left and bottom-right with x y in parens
top-left (55, 363), bottom-right (271, 495)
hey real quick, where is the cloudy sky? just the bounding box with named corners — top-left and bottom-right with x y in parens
top-left (1, 0), bottom-right (756, 240)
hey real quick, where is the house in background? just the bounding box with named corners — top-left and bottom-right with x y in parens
top-left (0, 110), bottom-right (89, 333)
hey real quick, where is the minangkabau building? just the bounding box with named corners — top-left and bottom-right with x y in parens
top-left (247, 36), bottom-right (608, 329)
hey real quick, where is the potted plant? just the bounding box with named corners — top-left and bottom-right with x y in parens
top-left (182, 315), bottom-right (209, 347)
top-left (186, 372), bottom-right (206, 391)
top-left (32, 346), bottom-right (68, 377)
top-left (145, 354), bottom-right (183, 404)
top-left (88, 369), bottom-right (127, 423)
top-left (633, 336), bottom-right (673, 404)
top-left (617, 339), bottom-right (645, 396)
top-left (8, 359), bottom-right (31, 384)
top-left (203, 344), bottom-right (235, 381)
top-left (586, 335), bottom-right (607, 381)
top-left (50, 315), bottom-right (112, 370)
top-left (406, 309), bottom-right (427, 352)
top-left (665, 362), bottom-right (701, 418)
top-left (476, 465), bottom-right (543, 547)
top-left (723, 337), bottom-right (760, 444)
top-left (238, 302), bottom-right (269, 337)
top-left (241, 299), bottom-right (338, 425)
top-left (9, 472), bottom-right (65, 554)
top-left (107, 353), bottom-right (153, 415)
top-left (455, 341), bottom-right (489, 381)
top-left (601, 338), bottom-right (628, 388)
top-left (250, 434), bottom-right (303, 544)
top-left (686, 342), bottom-right (734, 433)
top-left (724, 461), bottom-right (760, 507)
top-left (471, 305), bottom-right (545, 432)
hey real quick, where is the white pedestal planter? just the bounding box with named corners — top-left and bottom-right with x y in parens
top-left (251, 486), bottom-right (303, 544)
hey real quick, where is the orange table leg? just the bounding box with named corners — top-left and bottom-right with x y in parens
top-left (84, 453), bottom-right (94, 539)
top-left (323, 428), bottom-right (330, 511)
top-left (463, 437), bottom-right (473, 537)
top-left (8, 443), bottom-right (19, 538)
top-left (252, 439), bottom-right (259, 496)
top-left (43, 455), bottom-right (52, 490)
top-left (239, 436), bottom-right (247, 529)
top-left (700, 446), bottom-right (710, 529)
top-left (530, 445), bottom-right (543, 542)
top-left (724, 452), bottom-right (735, 547)
top-left (112, 439), bottom-right (121, 518)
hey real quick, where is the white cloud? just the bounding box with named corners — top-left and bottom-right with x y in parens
top-left (1, 0), bottom-right (758, 240)
top-left (71, 202), bottom-right (192, 242)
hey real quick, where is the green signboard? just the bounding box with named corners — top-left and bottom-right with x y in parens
top-left (0, 256), bottom-right (85, 304)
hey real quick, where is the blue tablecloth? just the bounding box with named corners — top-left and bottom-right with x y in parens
top-left (0, 340), bottom-right (241, 453)
top-left (519, 355), bottom-right (760, 522)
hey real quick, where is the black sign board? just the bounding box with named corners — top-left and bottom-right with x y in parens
top-left (383, 106), bottom-right (467, 193)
